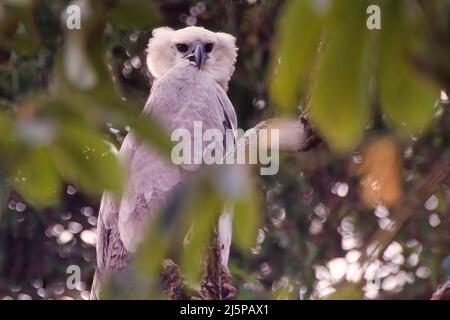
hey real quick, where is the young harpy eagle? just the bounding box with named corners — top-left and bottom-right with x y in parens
top-left (91, 26), bottom-right (238, 299)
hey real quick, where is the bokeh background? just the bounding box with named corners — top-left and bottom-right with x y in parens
top-left (0, 0), bottom-right (449, 300)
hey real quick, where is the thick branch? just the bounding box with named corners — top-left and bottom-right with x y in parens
top-left (232, 115), bottom-right (320, 156)
top-left (161, 259), bottom-right (186, 300)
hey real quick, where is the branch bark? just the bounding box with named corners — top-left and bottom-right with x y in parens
top-left (431, 279), bottom-right (450, 300)
top-left (161, 259), bottom-right (186, 300)
top-left (232, 115), bottom-right (321, 156)
top-left (199, 231), bottom-right (235, 300)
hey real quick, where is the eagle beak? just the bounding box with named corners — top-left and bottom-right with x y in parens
top-left (188, 42), bottom-right (206, 69)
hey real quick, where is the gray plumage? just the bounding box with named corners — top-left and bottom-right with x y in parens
top-left (91, 26), bottom-right (238, 299)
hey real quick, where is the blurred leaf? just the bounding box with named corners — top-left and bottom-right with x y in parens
top-left (11, 147), bottom-right (60, 207)
top-left (1, 0), bottom-right (32, 7)
top-left (356, 136), bottom-right (403, 207)
top-left (108, 0), bottom-right (160, 30)
top-left (131, 223), bottom-right (168, 299)
top-left (132, 115), bottom-right (173, 157)
top-left (134, 224), bottom-right (168, 275)
top-left (0, 170), bottom-right (11, 219)
top-left (0, 4), bottom-right (20, 48)
top-left (71, 66), bottom-right (174, 155)
top-left (0, 111), bottom-right (13, 138)
top-left (326, 282), bottom-right (363, 300)
top-left (11, 29), bottom-right (35, 53)
top-left (132, 172), bottom-right (230, 296)
top-left (0, 112), bottom-right (24, 166)
top-left (379, 2), bottom-right (439, 133)
top-left (436, 186), bottom-right (448, 213)
top-left (32, 0), bottom-right (59, 51)
top-left (0, 0), bottom-right (39, 53)
top-left (52, 0), bottom-right (168, 158)
top-left (54, 36), bottom-right (173, 157)
top-left (54, 69), bottom-right (173, 157)
top-left (269, 0), bottom-right (327, 112)
top-left (11, 2), bottom-right (41, 54)
top-left (180, 182), bottom-right (223, 283)
top-left (233, 181), bottom-right (261, 251)
top-left (310, 0), bottom-right (370, 151)
top-left (50, 123), bottom-right (123, 195)
top-left (134, 183), bottom-right (221, 295)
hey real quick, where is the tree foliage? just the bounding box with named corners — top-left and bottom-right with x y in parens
top-left (0, 0), bottom-right (449, 300)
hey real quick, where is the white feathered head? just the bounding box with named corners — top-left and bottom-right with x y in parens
top-left (146, 26), bottom-right (238, 90)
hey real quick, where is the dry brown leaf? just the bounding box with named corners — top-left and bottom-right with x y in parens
top-left (356, 136), bottom-right (403, 207)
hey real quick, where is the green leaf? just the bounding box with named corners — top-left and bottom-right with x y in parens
top-left (379, 2), bottom-right (439, 133)
top-left (132, 115), bottom-right (173, 157)
top-left (0, 111), bottom-right (13, 139)
top-left (0, 170), bottom-right (11, 219)
top-left (310, 0), bottom-right (370, 151)
top-left (180, 182), bottom-right (223, 283)
top-left (326, 282), bottom-right (363, 300)
top-left (0, 4), bottom-right (20, 48)
top-left (50, 123), bottom-right (123, 195)
top-left (0, 1), bottom-right (39, 52)
top-left (1, 0), bottom-right (32, 7)
top-left (233, 185), bottom-right (261, 251)
top-left (134, 224), bottom-right (168, 275)
top-left (109, 0), bottom-right (160, 30)
top-left (11, 30), bottom-right (34, 53)
top-left (54, 46), bottom-right (173, 157)
top-left (11, 148), bottom-right (60, 207)
top-left (0, 112), bottom-right (25, 167)
top-left (269, 0), bottom-right (327, 112)
top-left (131, 222), bottom-right (168, 299)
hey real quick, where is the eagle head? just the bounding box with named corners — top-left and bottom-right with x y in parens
top-left (146, 26), bottom-right (238, 90)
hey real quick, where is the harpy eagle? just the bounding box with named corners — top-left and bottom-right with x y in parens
top-left (90, 26), bottom-right (238, 299)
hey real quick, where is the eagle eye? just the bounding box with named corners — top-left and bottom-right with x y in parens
top-left (176, 43), bottom-right (189, 53)
top-left (205, 43), bottom-right (214, 53)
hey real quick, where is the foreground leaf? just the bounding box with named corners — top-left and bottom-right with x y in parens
top-left (108, 0), bottom-right (160, 30)
top-left (50, 124), bottom-right (123, 195)
top-left (233, 176), bottom-right (261, 251)
top-left (379, 2), bottom-right (439, 133)
top-left (310, 0), bottom-right (370, 151)
top-left (269, 0), bottom-right (328, 112)
top-left (11, 147), bottom-right (60, 207)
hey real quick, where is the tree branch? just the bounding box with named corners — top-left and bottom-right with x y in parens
top-left (161, 259), bottom-right (187, 300)
top-left (232, 115), bottom-right (321, 156)
top-left (431, 278), bottom-right (450, 300)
